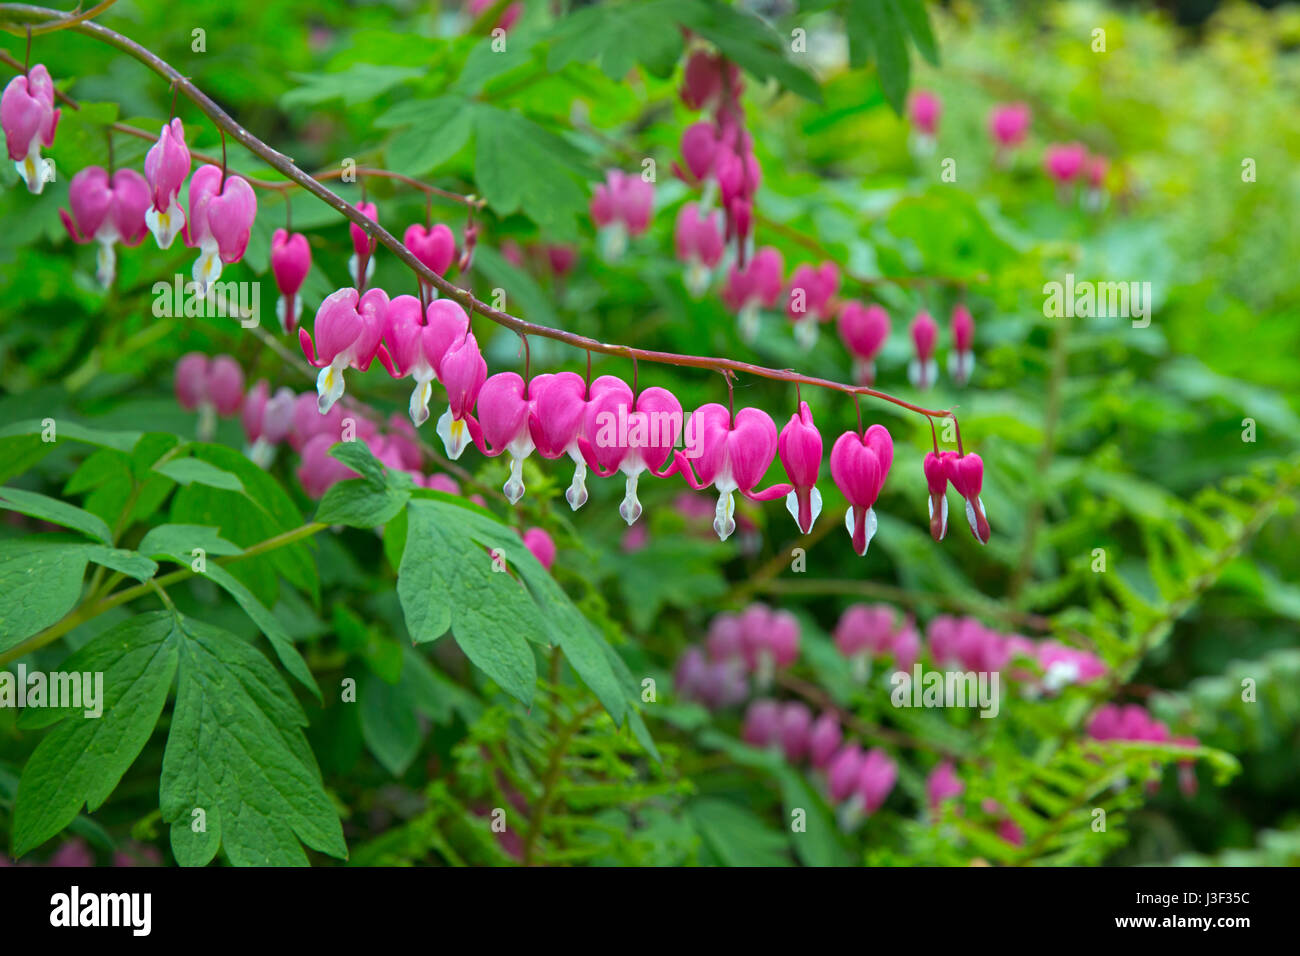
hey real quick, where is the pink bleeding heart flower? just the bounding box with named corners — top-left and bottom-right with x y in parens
top-left (809, 713), bottom-right (842, 770)
top-left (827, 744), bottom-right (866, 804)
top-left (723, 245), bottom-right (783, 341)
top-left (473, 371), bottom-right (544, 503)
top-left (1085, 153), bottom-right (1109, 190)
top-left (857, 748), bottom-right (897, 815)
top-left (671, 404), bottom-right (792, 541)
top-left (892, 618), bottom-right (921, 673)
top-left (680, 50), bottom-right (729, 110)
top-left (786, 262), bottom-right (840, 348)
top-left (422, 473), bottom-right (461, 495)
top-left (908, 90), bottom-right (941, 137)
top-left (545, 244), bottom-right (576, 276)
top-left (435, 332), bottom-right (487, 460)
top-left (521, 527), bottom-right (556, 571)
top-left (908, 311), bottom-right (939, 389)
top-left (241, 380), bottom-right (296, 466)
top-left (779, 702), bottom-right (813, 763)
top-left (174, 352), bottom-right (244, 441)
top-left (297, 432), bottom-right (358, 498)
top-left (590, 170), bottom-right (653, 259)
top-left (1037, 641), bottom-right (1107, 692)
top-left (679, 121), bottom-right (719, 183)
top-left (143, 118), bottom-right (191, 248)
top-left (348, 201), bottom-right (379, 289)
top-left (927, 761), bottom-right (964, 816)
top-left (529, 370), bottom-right (593, 510)
top-left (923, 449), bottom-right (958, 542)
top-left (467, 0), bottom-right (522, 32)
top-left (674, 202), bottom-right (724, 297)
top-left (949, 304), bottom-right (975, 384)
top-left (579, 381), bottom-right (684, 525)
top-left (185, 164), bottom-right (257, 295)
top-left (742, 698), bottom-right (781, 748)
top-left (289, 391), bottom-right (345, 452)
top-left (405, 222), bottom-right (456, 295)
top-left (271, 229), bottom-right (312, 334)
top-left (777, 401), bottom-right (823, 534)
top-left (59, 166), bottom-right (149, 288)
top-left (946, 452), bottom-right (990, 544)
top-left (838, 302), bottom-right (890, 385)
top-left (379, 297), bottom-right (471, 428)
top-left (2, 63), bottom-right (59, 193)
top-left (299, 287), bottom-right (389, 413)
top-left (1044, 142), bottom-right (1088, 185)
top-left (989, 102), bottom-right (1031, 151)
top-left (830, 423), bottom-right (893, 556)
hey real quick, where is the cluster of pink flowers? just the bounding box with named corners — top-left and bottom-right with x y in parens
top-left (675, 603), bottom-right (801, 708)
top-left (3, 66), bottom-right (259, 292)
top-left (743, 700), bottom-right (899, 827)
top-left (589, 169), bottom-right (654, 261)
top-left (926, 614), bottom-right (1107, 692)
top-left (833, 603), bottom-right (921, 680)
top-left (1043, 141), bottom-right (1110, 208)
top-left (1087, 703), bottom-right (1199, 796)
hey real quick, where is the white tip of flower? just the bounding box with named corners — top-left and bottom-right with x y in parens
top-left (566, 460), bottom-right (589, 511)
top-left (808, 485), bottom-right (823, 528)
top-left (409, 378), bottom-right (433, 428)
top-left (966, 496), bottom-right (985, 544)
top-left (316, 362), bottom-right (346, 414)
top-left (928, 494), bottom-right (949, 539)
top-left (146, 199), bottom-right (186, 250)
top-left (247, 438), bottom-right (275, 469)
top-left (95, 240), bottom-right (117, 290)
top-left (738, 302), bottom-right (761, 343)
top-left (504, 455), bottom-right (526, 505)
top-left (192, 242), bottom-right (223, 297)
top-left (16, 148), bottom-right (50, 194)
top-left (713, 490), bottom-right (736, 541)
top-left (685, 261), bottom-right (711, 299)
top-left (785, 489), bottom-right (800, 529)
top-left (598, 224), bottom-right (628, 263)
top-left (948, 349), bottom-right (974, 385)
top-left (793, 317), bottom-right (819, 350)
top-left (845, 506), bottom-right (878, 554)
top-left (436, 407), bottom-right (469, 460)
top-left (619, 473), bottom-right (642, 526)
top-left (1043, 660), bottom-right (1079, 693)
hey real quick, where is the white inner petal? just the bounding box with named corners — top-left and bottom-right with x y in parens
top-left (566, 460), bottom-right (589, 511)
top-left (619, 473), bottom-right (642, 525)
top-left (713, 490), bottom-right (736, 541)
top-left (436, 407), bottom-right (469, 460)
top-left (317, 360), bottom-right (347, 414)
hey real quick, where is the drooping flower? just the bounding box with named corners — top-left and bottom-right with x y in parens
top-left (908, 311), bottom-right (939, 389)
top-left (829, 423), bottom-right (893, 556)
top-left (589, 170), bottom-right (654, 260)
top-left (1, 64), bottom-right (59, 194)
top-left (680, 50), bottom-right (737, 110)
top-left (742, 698), bottom-right (781, 748)
top-left (529, 370), bottom-right (592, 510)
top-left (270, 229), bottom-right (312, 334)
top-left (521, 527), bottom-right (556, 570)
top-left (379, 296), bottom-right (470, 427)
top-left (838, 301), bottom-right (890, 385)
top-left (827, 744), bottom-right (865, 803)
top-left (545, 244), bottom-right (576, 276)
top-left (722, 245), bottom-right (783, 341)
top-left (174, 352), bottom-right (244, 440)
top-left (857, 748), bottom-right (898, 815)
top-left (579, 380), bottom-right (683, 525)
top-left (679, 121), bottom-right (720, 183)
top-left (808, 713), bottom-right (842, 770)
top-left (1044, 142), bottom-right (1088, 186)
top-left (143, 118), bottom-right (191, 248)
top-left (58, 166), bottom-right (149, 288)
top-left (926, 761), bottom-right (964, 816)
top-left (777, 401), bottom-right (823, 534)
top-left (923, 449), bottom-right (957, 541)
top-left (908, 89), bottom-right (941, 137)
top-left (946, 452), bottom-right (990, 544)
top-left (434, 332), bottom-right (487, 460)
top-left (786, 261), bottom-right (840, 349)
top-left (671, 404), bottom-right (792, 541)
top-left (473, 372), bottom-right (543, 503)
top-left (299, 287), bottom-right (389, 413)
top-left (674, 202), bottom-right (724, 298)
top-left (405, 222), bottom-right (456, 299)
top-left (948, 304), bottom-right (975, 385)
top-left (241, 380), bottom-right (296, 467)
top-left (348, 201), bottom-right (379, 289)
top-left (778, 702), bottom-right (813, 763)
top-left (185, 164), bottom-right (257, 295)
top-left (988, 102), bottom-right (1031, 153)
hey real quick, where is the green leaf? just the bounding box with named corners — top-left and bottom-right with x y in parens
top-left (398, 499), bottom-right (539, 705)
top-left (154, 457), bottom-right (245, 493)
top-left (0, 486), bottom-right (112, 543)
top-left (684, 1), bottom-right (822, 103)
top-left (546, 0), bottom-right (691, 81)
top-left (201, 562), bottom-right (322, 703)
top-left (160, 614), bottom-right (346, 866)
top-left (0, 418), bottom-right (140, 453)
top-left (689, 798), bottom-right (793, 867)
top-left (894, 0), bottom-right (939, 67)
top-left (76, 545), bottom-right (157, 582)
top-left (315, 442), bottom-right (412, 528)
top-left (0, 540), bottom-right (89, 650)
top-left (386, 100), bottom-right (474, 176)
top-left (11, 613), bottom-right (180, 857)
top-left (848, 0), bottom-right (911, 113)
top-left (137, 524), bottom-right (243, 560)
top-left (281, 64), bottom-right (423, 109)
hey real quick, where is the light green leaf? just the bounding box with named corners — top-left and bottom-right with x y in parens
top-left (154, 458), bottom-right (245, 493)
top-left (0, 486), bottom-right (112, 544)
